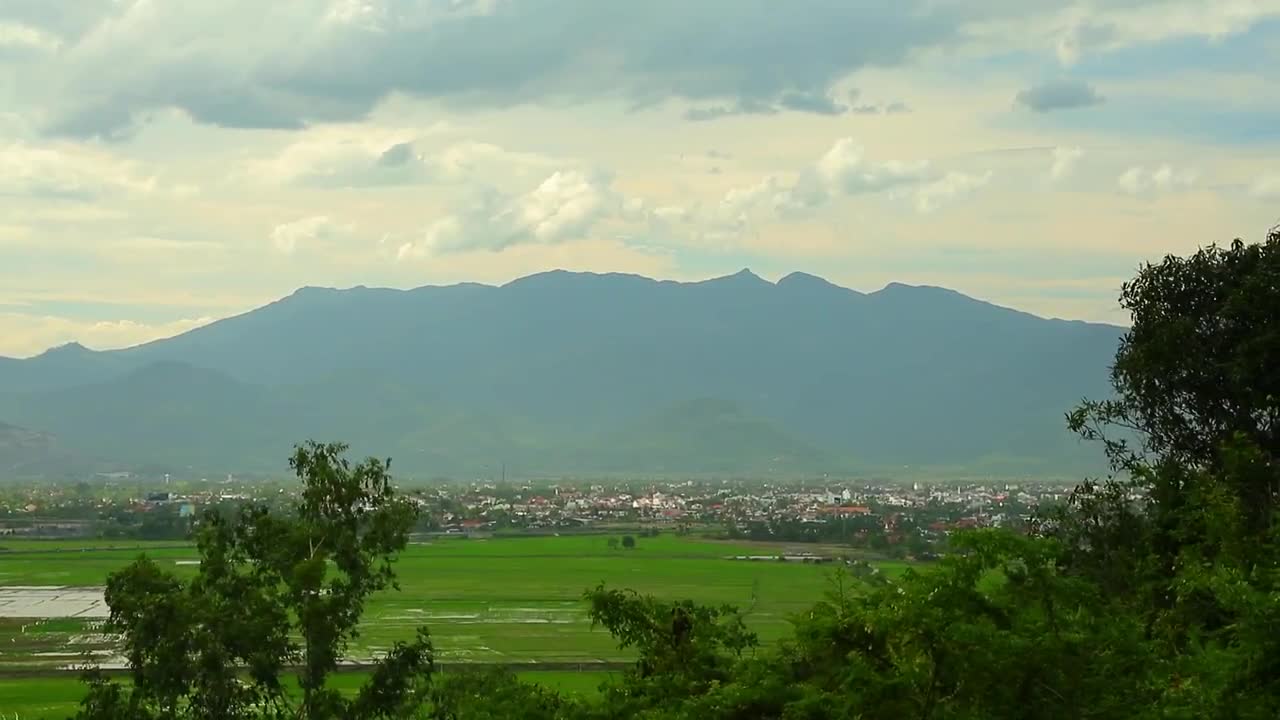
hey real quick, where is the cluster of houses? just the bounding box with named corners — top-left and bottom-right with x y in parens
top-left (416, 478), bottom-right (1067, 537)
top-left (2, 474), bottom-right (1073, 542)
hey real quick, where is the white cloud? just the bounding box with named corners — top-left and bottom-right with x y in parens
top-left (0, 313), bottom-right (215, 358)
top-left (815, 138), bottom-right (932, 195)
top-left (0, 21), bottom-right (61, 53)
top-left (246, 124), bottom-right (453, 187)
top-left (716, 137), bottom-right (990, 226)
top-left (1117, 164), bottom-right (1198, 195)
top-left (1248, 173), bottom-right (1280, 199)
top-left (968, 0), bottom-right (1280, 65)
top-left (398, 169), bottom-right (619, 257)
top-left (108, 236), bottom-right (226, 255)
top-left (0, 142), bottom-right (160, 200)
top-left (270, 215), bottom-right (354, 254)
top-left (915, 171), bottom-right (993, 213)
top-left (1049, 146), bottom-right (1083, 181)
top-left (246, 128), bottom-right (563, 191)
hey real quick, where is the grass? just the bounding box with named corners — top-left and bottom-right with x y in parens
top-left (0, 532), bottom-right (911, 666)
top-left (0, 676), bottom-right (82, 719)
top-left (0, 533), bottom-right (910, 714)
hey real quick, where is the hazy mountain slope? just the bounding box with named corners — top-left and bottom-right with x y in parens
top-left (0, 361), bottom-right (287, 472)
top-left (581, 398), bottom-right (842, 474)
top-left (0, 421), bottom-right (88, 478)
top-left (0, 270), bottom-right (1124, 477)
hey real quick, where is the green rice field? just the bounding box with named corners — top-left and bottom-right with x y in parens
top-left (0, 533), bottom-right (907, 717)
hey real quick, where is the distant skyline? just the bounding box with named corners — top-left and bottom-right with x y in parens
top-left (2, 1), bottom-right (1278, 357)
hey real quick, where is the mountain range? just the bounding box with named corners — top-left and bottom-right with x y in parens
top-left (0, 270), bottom-right (1123, 480)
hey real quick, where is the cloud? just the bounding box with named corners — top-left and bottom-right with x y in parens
top-left (0, 312), bottom-right (215, 358)
top-left (1117, 164), bottom-right (1198, 195)
top-left (719, 138), bottom-right (990, 226)
top-left (964, 1), bottom-right (1280, 68)
top-left (0, 142), bottom-right (161, 200)
top-left (683, 89), bottom-right (908, 121)
top-left (247, 128), bottom-right (557, 190)
top-left (815, 138), bottom-right (932, 194)
top-left (8, 1), bottom-right (1280, 137)
top-left (683, 99), bottom-right (780, 122)
top-left (108, 236), bottom-right (227, 255)
top-left (14, 1), bottom-right (973, 136)
top-left (1055, 20), bottom-right (1116, 65)
top-left (247, 126), bottom-right (441, 187)
top-left (684, 90), bottom-right (857, 121)
top-left (1248, 173), bottom-right (1280, 199)
top-left (1015, 80), bottom-right (1105, 112)
top-left (914, 171), bottom-right (993, 213)
top-left (0, 21), bottom-right (61, 55)
top-left (270, 216), bottom-right (355, 254)
top-left (398, 169), bottom-right (619, 257)
top-left (1049, 146), bottom-right (1083, 180)
top-left (777, 91), bottom-right (849, 115)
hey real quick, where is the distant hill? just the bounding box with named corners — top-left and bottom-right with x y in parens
top-left (0, 270), bottom-right (1123, 478)
top-left (0, 421), bottom-right (88, 478)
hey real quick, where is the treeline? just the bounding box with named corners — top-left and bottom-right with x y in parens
top-left (75, 229), bottom-right (1280, 719)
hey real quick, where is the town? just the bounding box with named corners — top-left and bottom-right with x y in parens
top-left (0, 474), bottom-right (1074, 559)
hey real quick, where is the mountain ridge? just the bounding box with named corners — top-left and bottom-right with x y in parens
top-left (0, 269), bottom-right (1123, 478)
top-left (0, 270), bottom-right (1121, 361)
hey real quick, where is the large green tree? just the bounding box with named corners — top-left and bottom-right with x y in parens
top-left (77, 441), bottom-right (434, 720)
top-left (1056, 226), bottom-right (1280, 716)
top-left (1069, 225), bottom-right (1280, 530)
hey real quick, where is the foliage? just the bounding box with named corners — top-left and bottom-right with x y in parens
top-left (581, 585), bottom-right (756, 719)
top-left (1054, 226), bottom-right (1280, 717)
top-left (424, 669), bottom-right (573, 720)
top-left (76, 441), bottom-right (433, 720)
top-left (1068, 227), bottom-right (1280, 524)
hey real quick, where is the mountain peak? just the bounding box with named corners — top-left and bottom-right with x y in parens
top-left (502, 269), bottom-right (659, 292)
top-left (37, 341), bottom-right (93, 358)
top-left (778, 271), bottom-right (824, 285)
top-left (777, 271), bottom-right (865, 298)
top-left (697, 268), bottom-right (770, 288)
top-left (875, 282), bottom-right (967, 299)
top-left (288, 285), bottom-right (348, 299)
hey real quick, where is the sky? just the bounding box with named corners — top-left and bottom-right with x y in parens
top-left (1, 0), bottom-right (1278, 358)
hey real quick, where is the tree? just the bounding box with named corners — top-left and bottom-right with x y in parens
top-left (607, 537), bottom-right (619, 550)
top-left (1069, 226), bottom-right (1280, 532)
top-left (1055, 226), bottom-right (1280, 717)
top-left (582, 584), bottom-right (756, 717)
top-left (76, 441), bottom-right (434, 720)
top-left (621, 535), bottom-right (636, 549)
top-left (425, 668), bottom-right (571, 720)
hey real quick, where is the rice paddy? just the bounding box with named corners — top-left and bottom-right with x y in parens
top-left (0, 533), bottom-right (907, 717)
